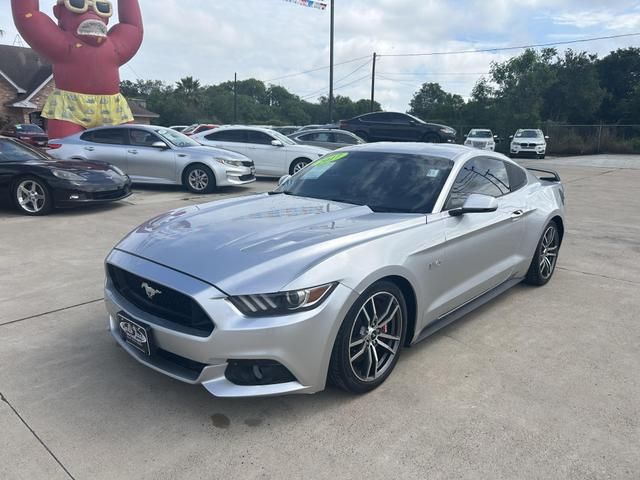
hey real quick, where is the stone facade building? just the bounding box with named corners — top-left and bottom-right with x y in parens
top-left (0, 45), bottom-right (158, 130)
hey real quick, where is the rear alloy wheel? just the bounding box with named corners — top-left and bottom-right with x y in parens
top-left (184, 164), bottom-right (216, 194)
top-left (329, 281), bottom-right (407, 394)
top-left (525, 220), bottom-right (561, 286)
top-left (290, 158), bottom-right (311, 175)
top-left (14, 177), bottom-right (53, 216)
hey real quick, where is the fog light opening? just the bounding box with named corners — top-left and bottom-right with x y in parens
top-left (226, 360), bottom-right (296, 386)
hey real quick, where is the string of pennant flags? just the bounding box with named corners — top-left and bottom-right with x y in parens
top-left (282, 0), bottom-right (328, 10)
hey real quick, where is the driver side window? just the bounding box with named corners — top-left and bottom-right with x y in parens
top-left (445, 157), bottom-right (511, 210)
top-left (129, 129), bottom-right (161, 147)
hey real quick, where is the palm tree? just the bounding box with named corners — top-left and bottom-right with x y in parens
top-left (175, 77), bottom-right (202, 96)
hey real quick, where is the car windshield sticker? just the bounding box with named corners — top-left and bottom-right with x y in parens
top-left (314, 152), bottom-right (349, 167)
top-left (303, 152), bottom-right (349, 179)
top-left (427, 169), bottom-right (440, 178)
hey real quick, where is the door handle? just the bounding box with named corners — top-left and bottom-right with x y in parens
top-left (84, 146), bottom-right (94, 151)
top-left (511, 209), bottom-right (525, 218)
top-left (128, 149), bottom-right (138, 154)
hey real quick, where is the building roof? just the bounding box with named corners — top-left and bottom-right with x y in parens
top-left (0, 45), bottom-right (53, 107)
top-left (127, 99), bottom-right (160, 118)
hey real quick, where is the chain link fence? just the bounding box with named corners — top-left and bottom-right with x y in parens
top-left (454, 124), bottom-right (640, 156)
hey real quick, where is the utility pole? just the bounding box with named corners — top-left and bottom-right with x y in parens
top-left (370, 52), bottom-right (377, 112)
top-left (328, 0), bottom-right (335, 123)
top-left (233, 72), bottom-right (238, 124)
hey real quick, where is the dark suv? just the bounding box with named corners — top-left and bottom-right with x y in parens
top-left (339, 112), bottom-right (456, 143)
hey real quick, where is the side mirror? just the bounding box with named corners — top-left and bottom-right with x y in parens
top-left (545, 136), bottom-right (550, 140)
top-left (464, 134), bottom-right (468, 138)
top-left (151, 141), bottom-right (169, 149)
top-left (449, 194), bottom-right (498, 217)
top-left (271, 140), bottom-right (284, 147)
top-left (509, 135), bottom-right (514, 139)
top-left (278, 175), bottom-right (291, 186)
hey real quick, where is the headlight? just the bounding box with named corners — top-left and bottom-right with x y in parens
top-left (109, 165), bottom-right (126, 176)
top-left (228, 283), bottom-right (336, 317)
top-left (215, 157), bottom-right (244, 167)
top-left (440, 127), bottom-right (456, 135)
top-left (52, 169), bottom-right (86, 182)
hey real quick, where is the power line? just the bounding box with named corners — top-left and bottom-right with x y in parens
top-left (264, 55), bottom-right (371, 83)
top-left (377, 72), bottom-right (490, 76)
top-left (378, 32), bottom-right (640, 58)
top-left (300, 59), bottom-right (371, 99)
top-left (301, 73), bottom-right (370, 100)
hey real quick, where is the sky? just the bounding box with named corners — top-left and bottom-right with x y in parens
top-left (2, 0), bottom-right (640, 111)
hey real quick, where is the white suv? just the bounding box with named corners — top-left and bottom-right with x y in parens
top-left (510, 129), bottom-right (549, 159)
top-left (464, 129), bottom-right (497, 151)
top-left (194, 126), bottom-right (330, 177)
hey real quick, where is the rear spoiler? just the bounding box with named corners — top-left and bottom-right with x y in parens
top-left (526, 167), bottom-right (561, 182)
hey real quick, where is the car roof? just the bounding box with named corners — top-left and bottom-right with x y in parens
top-left (213, 125), bottom-right (277, 133)
top-left (342, 142), bottom-right (474, 160)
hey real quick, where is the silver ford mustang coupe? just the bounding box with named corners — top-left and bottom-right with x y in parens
top-left (104, 143), bottom-right (565, 397)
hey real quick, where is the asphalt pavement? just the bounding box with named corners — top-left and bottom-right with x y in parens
top-left (1, 157), bottom-right (639, 480)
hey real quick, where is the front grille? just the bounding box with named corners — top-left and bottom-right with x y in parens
top-left (93, 187), bottom-right (129, 200)
top-left (238, 174), bottom-right (254, 181)
top-left (108, 264), bottom-right (214, 337)
top-left (520, 143), bottom-right (537, 148)
top-left (241, 160), bottom-right (254, 167)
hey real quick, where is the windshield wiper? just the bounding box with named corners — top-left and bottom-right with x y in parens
top-left (268, 190), bottom-right (293, 195)
top-left (368, 205), bottom-right (417, 213)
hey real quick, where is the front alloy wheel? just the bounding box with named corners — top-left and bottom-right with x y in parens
top-left (14, 177), bottom-right (52, 215)
top-left (290, 159), bottom-right (310, 175)
top-left (329, 281), bottom-right (407, 393)
top-left (184, 164), bottom-right (216, 194)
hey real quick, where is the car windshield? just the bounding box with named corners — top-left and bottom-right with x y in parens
top-left (515, 130), bottom-right (541, 138)
top-left (153, 128), bottom-right (200, 148)
top-left (0, 139), bottom-right (50, 162)
top-left (468, 130), bottom-right (492, 138)
top-left (268, 130), bottom-right (297, 145)
top-left (16, 124), bottom-right (45, 133)
top-left (279, 150), bottom-right (453, 214)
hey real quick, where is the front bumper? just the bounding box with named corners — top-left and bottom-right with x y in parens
top-left (52, 179), bottom-right (133, 207)
top-left (104, 249), bottom-right (358, 397)
top-left (510, 144), bottom-right (546, 156)
top-left (218, 165), bottom-right (256, 186)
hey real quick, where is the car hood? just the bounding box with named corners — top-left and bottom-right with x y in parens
top-left (32, 159), bottom-right (128, 181)
top-left (115, 194), bottom-right (423, 294)
top-left (512, 138), bottom-right (546, 145)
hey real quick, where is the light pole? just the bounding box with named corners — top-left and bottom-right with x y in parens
top-left (328, 0), bottom-right (334, 123)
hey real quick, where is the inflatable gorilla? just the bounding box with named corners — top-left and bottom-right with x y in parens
top-left (11, 0), bottom-right (144, 139)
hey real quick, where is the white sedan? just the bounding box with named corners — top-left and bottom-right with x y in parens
top-left (193, 126), bottom-right (330, 177)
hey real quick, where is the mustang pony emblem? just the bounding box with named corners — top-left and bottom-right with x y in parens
top-left (141, 282), bottom-right (162, 300)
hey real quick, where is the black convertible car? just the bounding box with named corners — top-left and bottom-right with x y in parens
top-left (0, 137), bottom-right (132, 216)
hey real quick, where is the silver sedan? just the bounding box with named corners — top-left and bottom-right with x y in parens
top-left (48, 125), bottom-right (255, 193)
top-left (104, 143), bottom-right (566, 397)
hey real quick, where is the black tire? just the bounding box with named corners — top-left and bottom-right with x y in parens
top-left (289, 158), bottom-right (311, 175)
top-left (183, 164), bottom-right (216, 194)
top-left (423, 133), bottom-right (441, 144)
top-left (525, 220), bottom-right (561, 286)
top-left (329, 280), bottom-right (408, 394)
top-left (354, 131), bottom-right (368, 142)
top-left (538, 154), bottom-right (546, 159)
top-left (13, 176), bottom-right (53, 216)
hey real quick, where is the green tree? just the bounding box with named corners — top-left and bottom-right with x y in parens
top-left (408, 82), bottom-right (464, 125)
top-left (597, 48), bottom-right (640, 122)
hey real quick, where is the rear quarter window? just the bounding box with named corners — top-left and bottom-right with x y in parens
top-left (505, 162), bottom-right (528, 191)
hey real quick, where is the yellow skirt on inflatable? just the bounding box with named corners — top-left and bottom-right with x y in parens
top-left (42, 89), bottom-right (134, 129)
